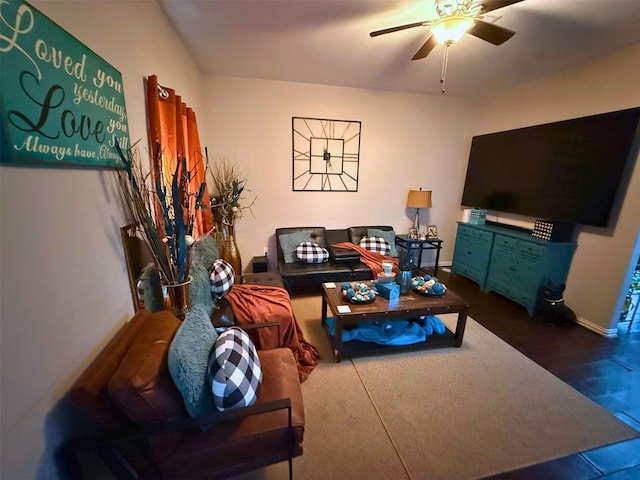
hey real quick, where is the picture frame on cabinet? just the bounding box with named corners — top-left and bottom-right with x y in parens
top-left (427, 225), bottom-right (438, 238)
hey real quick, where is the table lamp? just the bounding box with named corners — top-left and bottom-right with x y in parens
top-left (407, 188), bottom-right (432, 237)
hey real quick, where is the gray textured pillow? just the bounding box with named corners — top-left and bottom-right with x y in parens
top-left (368, 228), bottom-right (398, 257)
top-left (279, 231), bottom-right (313, 263)
top-left (168, 304), bottom-right (218, 417)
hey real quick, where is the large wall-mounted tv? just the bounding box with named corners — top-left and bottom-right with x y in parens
top-left (461, 107), bottom-right (640, 227)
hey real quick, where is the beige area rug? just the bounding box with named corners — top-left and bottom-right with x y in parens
top-left (234, 296), bottom-right (637, 480)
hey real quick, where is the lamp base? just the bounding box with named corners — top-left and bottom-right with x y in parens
top-left (409, 209), bottom-right (420, 239)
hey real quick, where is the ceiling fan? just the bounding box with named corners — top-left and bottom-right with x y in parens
top-left (370, 0), bottom-right (524, 61)
top-left (370, 0), bottom-right (524, 92)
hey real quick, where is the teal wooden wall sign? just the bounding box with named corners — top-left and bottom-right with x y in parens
top-left (0, 1), bottom-right (130, 168)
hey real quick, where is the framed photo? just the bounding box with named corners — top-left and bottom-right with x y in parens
top-left (426, 225), bottom-right (438, 238)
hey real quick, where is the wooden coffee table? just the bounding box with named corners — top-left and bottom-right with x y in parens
top-left (321, 281), bottom-right (470, 362)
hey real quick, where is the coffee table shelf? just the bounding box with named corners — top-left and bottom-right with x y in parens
top-left (321, 282), bottom-right (470, 362)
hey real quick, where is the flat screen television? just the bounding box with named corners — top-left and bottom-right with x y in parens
top-left (461, 107), bottom-right (640, 227)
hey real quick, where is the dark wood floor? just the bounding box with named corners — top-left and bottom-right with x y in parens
top-left (430, 268), bottom-right (640, 480)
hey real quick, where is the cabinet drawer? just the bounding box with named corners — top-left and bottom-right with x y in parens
top-left (453, 263), bottom-right (487, 288)
top-left (472, 229), bottom-right (492, 243)
top-left (518, 242), bottom-right (545, 260)
top-left (457, 225), bottom-right (473, 236)
top-left (458, 225), bottom-right (491, 243)
top-left (494, 235), bottom-right (518, 251)
top-left (488, 281), bottom-right (536, 311)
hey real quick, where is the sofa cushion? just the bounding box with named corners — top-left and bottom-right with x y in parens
top-left (296, 241), bottom-right (329, 263)
top-left (167, 304), bottom-right (218, 417)
top-left (210, 259), bottom-right (235, 298)
top-left (360, 236), bottom-right (391, 255)
top-left (241, 272), bottom-right (285, 289)
top-left (207, 327), bottom-right (262, 411)
top-left (278, 231), bottom-right (313, 263)
top-left (107, 311), bottom-right (186, 425)
top-left (368, 228), bottom-right (399, 257)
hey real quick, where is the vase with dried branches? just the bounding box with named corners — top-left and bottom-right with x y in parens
top-left (115, 141), bottom-right (208, 319)
top-left (207, 155), bottom-right (256, 275)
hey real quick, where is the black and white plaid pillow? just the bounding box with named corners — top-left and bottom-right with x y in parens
top-left (359, 236), bottom-right (391, 255)
top-left (296, 241), bottom-right (329, 263)
top-left (210, 259), bottom-right (235, 298)
top-left (207, 327), bottom-right (262, 411)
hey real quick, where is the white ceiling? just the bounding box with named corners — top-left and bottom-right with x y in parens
top-left (159, 0), bottom-right (640, 100)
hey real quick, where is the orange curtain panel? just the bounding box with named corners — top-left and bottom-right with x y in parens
top-left (146, 75), bottom-right (213, 237)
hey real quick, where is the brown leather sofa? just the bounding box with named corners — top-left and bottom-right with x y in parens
top-left (63, 309), bottom-right (304, 479)
top-left (275, 225), bottom-right (396, 293)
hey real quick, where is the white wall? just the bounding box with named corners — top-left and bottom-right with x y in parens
top-left (0, 1), bottom-right (205, 478)
top-left (472, 44), bottom-right (640, 334)
top-left (201, 76), bottom-right (474, 270)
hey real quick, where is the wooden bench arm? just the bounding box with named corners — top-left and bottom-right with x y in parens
top-left (239, 320), bottom-right (281, 339)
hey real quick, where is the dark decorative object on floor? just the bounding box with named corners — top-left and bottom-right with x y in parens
top-left (538, 281), bottom-right (577, 326)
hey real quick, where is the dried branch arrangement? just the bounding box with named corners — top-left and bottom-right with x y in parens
top-left (115, 141), bottom-right (207, 285)
top-left (207, 153), bottom-right (256, 227)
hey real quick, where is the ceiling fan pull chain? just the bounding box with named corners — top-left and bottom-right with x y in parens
top-left (440, 43), bottom-right (450, 94)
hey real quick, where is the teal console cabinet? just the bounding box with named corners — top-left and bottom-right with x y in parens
top-left (451, 223), bottom-right (494, 290)
top-left (452, 222), bottom-right (576, 315)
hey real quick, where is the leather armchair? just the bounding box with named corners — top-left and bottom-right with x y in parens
top-left (62, 309), bottom-right (304, 479)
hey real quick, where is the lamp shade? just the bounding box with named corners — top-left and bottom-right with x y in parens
top-left (407, 190), bottom-right (432, 209)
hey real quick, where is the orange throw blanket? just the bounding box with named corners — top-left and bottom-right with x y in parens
top-left (225, 284), bottom-right (320, 382)
top-left (333, 242), bottom-right (399, 277)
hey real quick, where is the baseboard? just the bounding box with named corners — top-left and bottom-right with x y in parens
top-left (617, 320), bottom-right (631, 331)
top-left (434, 261), bottom-right (452, 270)
top-left (576, 315), bottom-right (618, 338)
top-left (421, 261), bottom-right (452, 267)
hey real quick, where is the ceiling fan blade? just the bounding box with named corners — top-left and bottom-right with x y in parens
top-left (480, 0), bottom-right (525, 14)
top-left (370, 20), bottom-right (430, 37)
top-left (411, 36), bottom-right (438, 60)
top-left (467, 19), bottom-right (515, 45)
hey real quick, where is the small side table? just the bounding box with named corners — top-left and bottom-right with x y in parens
top-left (395, 235), bottom-right (443, 274)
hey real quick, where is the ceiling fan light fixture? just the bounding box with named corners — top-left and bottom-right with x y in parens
top-left (430, 15), bottom-right (474, 45)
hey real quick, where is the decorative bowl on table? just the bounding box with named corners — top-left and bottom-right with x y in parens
top-left (376, 272), bottom-right (396, 284)
top-left (411, 274), bottom-right (447, 297)
top-left (341, 281), bottom-right (377, 304)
